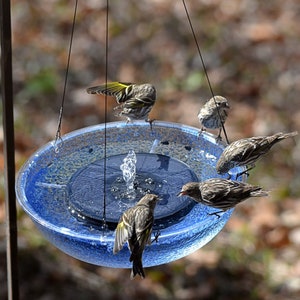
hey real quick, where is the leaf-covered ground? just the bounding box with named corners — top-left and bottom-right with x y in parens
top-left (1, 1), bottom-right (300, 299)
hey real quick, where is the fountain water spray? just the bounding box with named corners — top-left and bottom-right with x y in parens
top-left (120, 150), bottom-right (137, 200)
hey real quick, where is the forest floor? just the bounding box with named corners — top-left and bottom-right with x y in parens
top-left (1, 1), bottom-right (300, 299)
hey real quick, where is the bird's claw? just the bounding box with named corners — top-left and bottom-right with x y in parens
top-left (235, 171), bottom-right (249, 180)
top-left (215, 135), bottom-right (223, 142)
top-left (235, 165), bottom-right (254, 180)
top-left (146, 118), bottom-right (155, 132)
top-left (208, 211), bottom-right (222, 219)
top-left (151, 230), bottom-right (161, 244)
top-left (198, 127), bottom-right (206, 138)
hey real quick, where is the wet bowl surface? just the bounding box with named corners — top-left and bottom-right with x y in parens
top-left (16, 121), bottom-right (244, 268)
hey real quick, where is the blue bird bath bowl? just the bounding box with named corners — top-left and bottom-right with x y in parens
top-left (16, 121), bottom-right (244, 268)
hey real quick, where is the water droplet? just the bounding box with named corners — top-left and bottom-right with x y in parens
top-left (111, 186), bottom-right (119, 192)
top-left (116, 177), bottom-right (123, 183)
top-left (145, 177), bottom-right (155, 185)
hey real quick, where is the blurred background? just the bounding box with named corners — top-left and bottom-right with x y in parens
top-left (1, 0), bottom-right (300, 299)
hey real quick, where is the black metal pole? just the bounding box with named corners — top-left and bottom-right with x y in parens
top-left (0, 0), bottom-right (20, 299)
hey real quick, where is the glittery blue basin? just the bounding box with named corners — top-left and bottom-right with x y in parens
top-left (16, 121), bottom-right (245, 268)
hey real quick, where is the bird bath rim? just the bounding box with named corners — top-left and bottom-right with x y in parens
top-left (15, 120), bottom-right (244, 267)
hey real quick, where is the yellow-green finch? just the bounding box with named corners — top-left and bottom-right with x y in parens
top-left (113, 194), bottom-right (159, 279)
top-left (87, 81), bottom-right (156, 123)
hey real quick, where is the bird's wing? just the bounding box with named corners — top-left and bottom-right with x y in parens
top-left (136, 209), bottom-right (154, 246)
top-left (224, 137), bottom-right (264, 166)
top-left (86, 81), bottom-right (133, 103)
top-left (200, 180), bottom-right (231, 204)
top-left (201, 180), bottom-right (253, 210)
top-left (113, 210), bottom-right (135, 254)
top-left (242, 132), bottom-right (298, 161)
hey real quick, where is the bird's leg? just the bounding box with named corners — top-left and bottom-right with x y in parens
top-left (226, 173), bottom-right (232, 180)
top-left (151, 230), bottom-right (161, 244)
top-left (146, 118), bottom-right (155, 132)
top-left (235, 164), bottom-right (255, 180)
top-left (216, 128), bottom-right (222, 142)
top-left (198, 127), bottom-right (206, 137)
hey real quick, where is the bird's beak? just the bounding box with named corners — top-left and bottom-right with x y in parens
top-left (177, 191), bottom-right (184, 197)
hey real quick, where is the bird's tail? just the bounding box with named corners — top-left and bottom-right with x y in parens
top-left (274, 131), bottom-right (298, 141)
top-left (250, 187), bottom-right (269, 198)
top-left (130, 253), bottom-right (145, 279)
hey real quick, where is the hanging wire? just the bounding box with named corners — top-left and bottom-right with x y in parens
top-left (52, 0), bottom-right (109, 227)
top-left (182, 0), bottom-right (230, 144)
top-left (101, 0), bottom-right (110, 229)
top-left (54, 0), bottom-right (79, 149)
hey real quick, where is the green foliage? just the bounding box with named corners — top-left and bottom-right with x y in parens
top-left (23, 68), bottom-right (57, 98)
top-left (184, 71), bottom-right (204, 92)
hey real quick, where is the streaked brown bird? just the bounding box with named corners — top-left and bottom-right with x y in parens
top-left (113, 193), bottom-right (159, 279)
top-left (86, 81), bottom-right (156, 124)
top-left (216, 131), bottom-right (298, 178)
top-left (178, 178), bottom-right (268, 217)
top-left (198, 96), bottom-right (230, 141)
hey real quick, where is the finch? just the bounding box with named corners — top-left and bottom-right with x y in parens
top-left (178, 178), bottom-right (268, 217)
top-left (216, 131), bottom-right (298, 177)
top-left (86, 81), bottom-right (156, 123)
top-left (198, 96), bottom-right (230, 141)
top-left (113, 193), bottom-right (159, 279)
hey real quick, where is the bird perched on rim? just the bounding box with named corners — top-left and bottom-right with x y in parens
top-left (198, 95), bottom-right (230, 142)
top-left (178, 178), bottom-right (268, 217)
top-left (216, 131), bottom-right (298, 178)
top-left (113, 193), bottom-right (160, 279)
top-left (86, 81), bottom-right (156, 125)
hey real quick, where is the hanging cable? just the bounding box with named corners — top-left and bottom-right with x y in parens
top-left (54, 0), bottom-right (79, 149)
top-left (182, 0), bottom-right (230, 144)
top-left (102, 0), bottom-right (110, 228)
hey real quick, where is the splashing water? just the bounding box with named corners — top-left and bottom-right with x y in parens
top-left (120, 150), bottom-right (137, 200)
